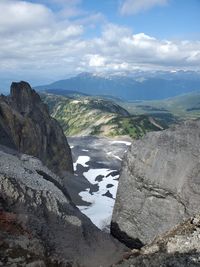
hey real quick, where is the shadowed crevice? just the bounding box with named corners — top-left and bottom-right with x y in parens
top-left (111, 221), bottom-right (144, 249)
top-left (36, 170), bottom-right (72, 202)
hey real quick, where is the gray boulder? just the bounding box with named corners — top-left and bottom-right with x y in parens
top-left (111, 120), bottom-right (200, 247)
top-left (0, 146), bottom-right (127, 267)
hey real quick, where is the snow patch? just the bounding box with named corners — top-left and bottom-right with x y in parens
top-left (111, 141), bottom-right (131, 146)
top-left (113, 155), bottom-right (122, 161)
top-left (73, 156), bottom-right (90, 171)
top-left (78, 168), bottom-right (119, 230)
top-left (107, 152), bottom-right (122, 161)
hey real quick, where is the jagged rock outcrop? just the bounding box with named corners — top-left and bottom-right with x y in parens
top-left (0, 145), bottom-right (127, 267)
top-left (115, 214), bottom-right (200, 267)
top-left (111, 120), bottom-right (200, 248)
top-left (0, 81), bottom-right (73, 177)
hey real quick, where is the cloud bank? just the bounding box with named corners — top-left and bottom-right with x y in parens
top-left (0, 0), bottom-right (199, 88)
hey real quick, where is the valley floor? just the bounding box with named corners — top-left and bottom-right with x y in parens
top-left (67, 136), bottom-right (131, 231)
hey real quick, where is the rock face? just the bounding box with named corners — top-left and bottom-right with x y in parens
top-left (111, 120), bottom-right (200, 247)
top-left (115, 214), bottom-right (200, 267)
top-left (0, 145), bottom-right (127, 267)
top-left (0, 81), bottom-right (73, 176)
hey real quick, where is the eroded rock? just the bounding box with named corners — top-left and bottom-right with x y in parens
top-left (112, 120), bottom-right (200, 247)
top-left (0, 81), bottom-right (73, 177)
top-left (115, 214), bottom-right (200, 267)
top-left (0, 147), bottom-right (127, 267)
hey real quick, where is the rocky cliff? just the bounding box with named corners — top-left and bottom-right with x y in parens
top-left (111, 120), bottom-right (200, 248)
top-left (0, 81), bottom-right (73, 177)
top-left (0, 82), bottom-right (128, 266)
top-left (0, 145), bottom-right (127, 267)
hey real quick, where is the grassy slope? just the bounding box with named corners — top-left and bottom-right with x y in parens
top-left (41, 93), bottom-right (163, 139)
top-left (118, 91), bottom-right (200, 125)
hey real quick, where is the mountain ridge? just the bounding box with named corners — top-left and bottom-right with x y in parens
top-left (42, 93), bottom-right (164, 138)
top-left (36, 71), bottom-right (200, 101)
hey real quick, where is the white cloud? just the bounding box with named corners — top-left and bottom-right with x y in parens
top-left (83, 26), bottom-right (200, 72)
top-left (0, 0), bottom-right (53, 32)
top-left (102, 24), bottom-right (132, 42)
top-left (120, 0), bottom-right (168, 15)
top-left (88, 55), bottom-right (106, 67)
top-left (0, 1), bottom-right (199, 89)
top-left (28, 0), bottom-right (84, 18)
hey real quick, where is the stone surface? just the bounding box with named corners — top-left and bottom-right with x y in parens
top-left (0, 81), bottom-right (73, 177)
top-left (111, 120), bottom-right (200, 247)
top-left (114, 214), bottom-right (200, 267)
top-left (0, 146), bottom-right (127, 267)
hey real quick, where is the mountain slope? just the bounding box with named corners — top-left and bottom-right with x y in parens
top-left (42, 93), bottom-right (164, 138)
top-left (36, 71), bottom-right (200, 101)
top-left (150, 91), bottom-right (200, 118)
top-left (120, 91), bottom-right (200, 121)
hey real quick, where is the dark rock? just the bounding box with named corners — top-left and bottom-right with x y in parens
top-left (107, 184), bottom-right (114, 188)
top-left (111, 222), bottom-right (143, 249)
top-left (95, 175), bottom-right (104, 182)
top-left (112, 120), bottom-right (200, 246)
top-left (89, 183), bottom-right (99, 194)
top-left (0, 123), bottom-right (16, 149)
top-left (10, 81), bottom-right (42, 115)
top-left (0, 81), bottom-right (73, 177)
top-left (64, 174), bottom-right (93, 206)
top-left (0, 147), bottom-right (127, 267)
top-left (102, 190), bottom-right (113, 199)
top-left (76, 163), bottom-right (89, 174)
top-left (106, 170), bottom-right (119, 177)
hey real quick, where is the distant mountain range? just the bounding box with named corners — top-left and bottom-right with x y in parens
top-left (36, 71), bottom-right (200, 101)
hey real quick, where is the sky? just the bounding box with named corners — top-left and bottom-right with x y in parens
top-left (0, 0), bottom-right (200, 90)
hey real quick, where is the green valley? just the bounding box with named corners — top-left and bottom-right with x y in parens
top-left (41, 93), bottom-right (163, 139)
top-left (117, 91), bottom-right (200, 126)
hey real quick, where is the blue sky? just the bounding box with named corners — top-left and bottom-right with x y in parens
top-left (28, 0), bottom-right (200, 39)
top-left (84, 0), bottom-right (200, 39)
top-left (0, 0), bottom-right (200, 90)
